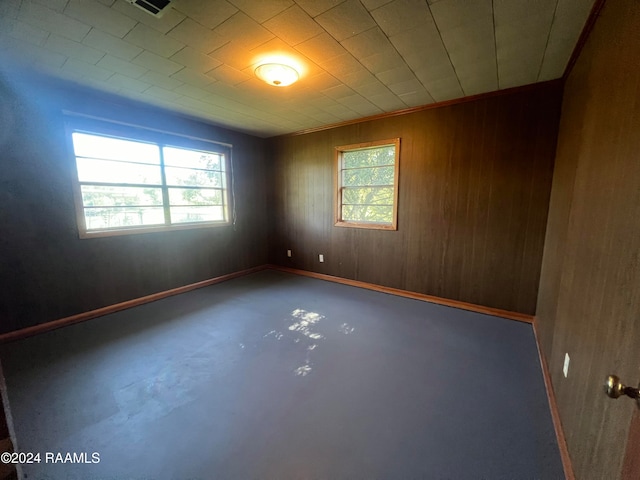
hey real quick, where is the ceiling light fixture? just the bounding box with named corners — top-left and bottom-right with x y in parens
top-left (255, 63), bottom-right (299, 87)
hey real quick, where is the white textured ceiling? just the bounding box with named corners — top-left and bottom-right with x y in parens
top-left (0, 0), bottom-right (596, 137)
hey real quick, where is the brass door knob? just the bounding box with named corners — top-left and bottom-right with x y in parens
top-left (605, 375), bottom-right (640, 400)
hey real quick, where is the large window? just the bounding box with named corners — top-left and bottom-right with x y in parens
top-left (334, 138), bottom-right (400, 230)
top-left (68, 121), bottom-right (232, 238)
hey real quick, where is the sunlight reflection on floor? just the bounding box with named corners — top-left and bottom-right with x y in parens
top-left (258, 308), bottom-right (358, 377)
top-left (288, 308), bottom-right (325, 376)
top-left (339, 323), bottom-right (355, 334)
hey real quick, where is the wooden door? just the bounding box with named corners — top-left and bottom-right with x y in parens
top-left (622, 410), bottom-right (640, 479)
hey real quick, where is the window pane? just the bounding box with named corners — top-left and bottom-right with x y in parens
top-left (170, 206), bottom-right (225, 223)
top-left (168, 188), bottom-right (222, 206)
top-left (84, 207), bottom-right (165, 230)
top-left (342, 204), bottom-right (393, 223)
top-left (76, 158), bottom-right (162, 185)
top-left (164, 167), bottom-right (222, 187)
top-left (342, 166), bottom-right (395, 187)
top-left (72, 132), bottom-right (160, 165)
top-left (342, 145), bottom-right (395, 168)
top-left (342, 187), bottom-right (394, 205)
top-left (163, 146), bottom-right (222, 170)
top-left (81, 185), bottom-right (163, 207)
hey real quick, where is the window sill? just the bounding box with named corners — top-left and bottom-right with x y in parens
top-left (334, 220), bottom-right (397, 231)
top-left (79, 221), bottom-right (232, 239)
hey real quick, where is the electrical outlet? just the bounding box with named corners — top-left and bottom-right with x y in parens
top-left (287, 249), bottom-right (292, 257)
top-left (563, 353), bottom-right (570, 378)
top-left (319, 254), bottom-right (324, 263)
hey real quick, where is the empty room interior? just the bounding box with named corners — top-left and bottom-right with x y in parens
top-left (1, 0), bottom-right (639, 478)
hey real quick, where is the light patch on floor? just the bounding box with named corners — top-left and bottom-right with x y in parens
top-left (288, 308), bottom-right (325, 340)
top-left (263, 329), bottom-right (284, 340)
top-left (339, 322), bottom-right (355, 334)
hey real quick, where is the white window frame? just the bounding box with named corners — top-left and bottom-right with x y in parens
top-left (66, 117), bottom-right (233, 239)
top-left (334, 138), bottom-right (400, 231)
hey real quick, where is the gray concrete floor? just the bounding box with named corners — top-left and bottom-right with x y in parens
top-left (0, 270), bottom-right (564, 479)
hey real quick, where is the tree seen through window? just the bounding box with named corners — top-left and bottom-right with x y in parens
top-left (335, 139), bottom-right (399, 230)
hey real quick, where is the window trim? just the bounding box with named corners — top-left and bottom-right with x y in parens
top-left (334, 138), bottom-right (400, 231)
top-left (65, 117), bottom-right (233, 239)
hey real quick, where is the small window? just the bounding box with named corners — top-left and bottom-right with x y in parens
top-left (68, 125), bottom-right (232, 238)
top-left (334, 138), bottom-right (400, 230)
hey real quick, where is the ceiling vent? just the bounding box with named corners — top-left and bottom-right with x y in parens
top-left (124, 0), bottom-right (172, 17)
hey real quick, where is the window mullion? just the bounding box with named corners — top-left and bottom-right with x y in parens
top-left (159, 146), bottom-right (171, 226)
top-left (220, 153), bottom-right (227, 222)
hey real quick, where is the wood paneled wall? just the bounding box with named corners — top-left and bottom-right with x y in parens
top-left (536, 0), bottom-right (640, 478)
top-left (269, 84), bottom-right (562, 315)
top-left (0, 71), bottom-right (269, 335)
top-left (0, 367), bottom-right (16, 480)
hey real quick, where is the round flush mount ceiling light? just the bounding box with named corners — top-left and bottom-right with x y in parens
top-left (255, 63), bottom-right (299, 87)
